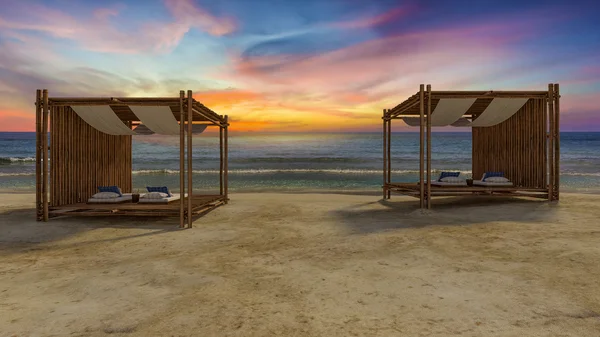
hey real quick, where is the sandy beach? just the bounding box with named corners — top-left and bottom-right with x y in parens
top-left (1, 192), bottom-right (599, 336)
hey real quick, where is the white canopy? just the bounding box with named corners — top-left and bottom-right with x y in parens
top-left (71, 105), bottom-right (206, 136)
top-left (470, 98), bottom-right (528, 127)
top-left (130, 106), bottom-right (180, 135)
top-left (400, 97), bottom-right (529, 128)
top-left (71, 106), bottom-right (136, 135)
top-left (430, 98), bottom-right (476, 126)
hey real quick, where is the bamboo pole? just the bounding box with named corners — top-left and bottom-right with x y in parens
top-left (35, 90), bottom-right (42, 221)
top-left (547, 84), bottom-right (554, 201)
top-left (224, 115), bottom-right (229, 203)
top-left (554, 83), bottom-right (560, 200)
top-left (426, 84), bottom-right (432, 209)
top-left (187, 90), bottom-right (193, 228)
top-left (383, 110), bottom-right (387, 199)
top-left (220, 115), bottom-right (224, 196)
top-left (419, 84), bottom-right (425, 208)
top-left (179, 91), bottom-right (185, 228)
top-left (42, 89), bottom-right (49, 221)
top-left (387, 113), bottom-right (391, 199)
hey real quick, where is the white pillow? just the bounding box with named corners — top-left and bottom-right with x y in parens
top-left (92, 192), bottom-right (120, 199)
top-left (143, 192), bottom-right (169, 199)
top-left (485, 176), bottom-right (509, 183)
top-left (441, 176), bottom-right (465, 183)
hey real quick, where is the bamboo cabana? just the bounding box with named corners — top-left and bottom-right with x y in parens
top-left (35, 89), bottom-right (229, 228)
top-left (383, 83), bottom-right (560, 208)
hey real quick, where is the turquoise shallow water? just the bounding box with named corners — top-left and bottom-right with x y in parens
top-left (1, 132), bottom-right (599, 193)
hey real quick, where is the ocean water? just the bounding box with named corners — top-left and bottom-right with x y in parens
top-left (1, 132), bottom-right (599, 193)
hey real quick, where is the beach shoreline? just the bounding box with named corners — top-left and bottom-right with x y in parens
top-left (1, 192), bottom-right (600, 336)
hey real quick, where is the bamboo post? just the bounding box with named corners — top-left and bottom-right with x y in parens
top-left (547, 84), bottom-right (554, 201)
top-left (179, 90), bottom-right (185, 228)
top-left (383, 110), bottom-right (387, 199)
top-left (220, 116), bottom-right (224, 196)
top-left (224, 115), bottom-right (229, 203)
top-left (426, 84), bottom-right (432, 209)
top-left (419, 84), bottom-right (425, 208)
top-left (42, 89), bottom-right (49, 221)
top-left (387, 113), bottom-right (391, 199)
top-left (554, 83), bottom-right (560, 200)
top-left (187, 90), bottom-right (193, 228)
top-left (35, 90), bottom-right (42, 221)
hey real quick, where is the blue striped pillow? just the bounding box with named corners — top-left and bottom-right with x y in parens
top-left (98, 185), bottom-right (122, 197)
top-left (482, 172), bottom-right (504, 182)
top-left (438, 171), bottom-right (460, 182)
top-left (146, 186), bottom-right (171, 197)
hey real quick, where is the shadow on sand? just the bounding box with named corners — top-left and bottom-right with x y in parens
top-left (0, 208), bottom-right (184, 254)
top-left (330, 196), bottom-right (558, 234)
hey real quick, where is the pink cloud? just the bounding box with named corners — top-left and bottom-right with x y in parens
top-left (0, 0), bottom-right (235, 54)
top-left (164, 0), bottom-right (235, 36)
top-left (226, 23), bottom-right (525, 104)
top-left (331, 6), bottom-right (410, 30)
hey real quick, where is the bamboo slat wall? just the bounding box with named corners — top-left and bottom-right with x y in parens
top-left (49, 106), bottom-right (132, 206)
top-left (472, 99), bottom-right (546, 188)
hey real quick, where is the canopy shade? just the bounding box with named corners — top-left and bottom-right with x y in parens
top-left (47, 96), bottom-right (225, 125)
top-left (130, 106), bottom-right (180, 135)
top-left (68, 100), bottom-right (222, 135)
top-left (398, 97), bottom-right (533, 127)
top-left (71, 106), bottom-right (137, 135)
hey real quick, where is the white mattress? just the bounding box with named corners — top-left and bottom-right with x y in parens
top-left (430, 180), bottom-right (467, 186)
top-left (473, 180), bottom-right (513, 187)
top-left (87, 193), bottom-right (133, 203)
top-left (138, 193), bottom-right (181, 204)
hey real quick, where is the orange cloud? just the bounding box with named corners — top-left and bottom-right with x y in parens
top-left (193, 89), bottom-right (263, 108)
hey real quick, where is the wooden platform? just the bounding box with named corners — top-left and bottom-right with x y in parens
top-left (48, 195), bottom-right (227, 218)
top-left (386, 183), bottom-right (549, 199)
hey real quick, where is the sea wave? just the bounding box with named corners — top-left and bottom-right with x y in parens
top-left (0, 157), bottom-right (36, 164)
top-left (0, 172), bottom-right (36, 177)
top-left (2, 169), bottom-right (600, 177)
top-left (132, 169), bottom-right (474, 175)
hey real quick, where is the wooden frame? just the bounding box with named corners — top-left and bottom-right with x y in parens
top-left (382, 83), bottom-right (560, 208)
top-left (35, 89), bottom-right (230, 227)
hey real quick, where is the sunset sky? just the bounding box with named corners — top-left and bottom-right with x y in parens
top-left (0, 0), bottom-right (599, 132)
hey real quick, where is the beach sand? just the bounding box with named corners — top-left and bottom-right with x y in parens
top-left (1, 192), bottom-right (599, 336)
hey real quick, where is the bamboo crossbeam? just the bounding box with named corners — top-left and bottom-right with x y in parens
top-left (49, 97), bottom-right (181, 102)
top-left (390, 114), bottom-right (473, 119)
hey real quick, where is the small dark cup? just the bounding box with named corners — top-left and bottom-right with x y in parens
top-left (466, 179), bottom-right (473, 187)
top-left (132, 193), bottom-right (140, 203)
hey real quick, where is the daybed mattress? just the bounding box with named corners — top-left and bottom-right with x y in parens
top-left (87, 193), bottom-right (133, 204)
top-left (138, 193), bottom-right (182, 204)
top-left (472, 180), bottom-right (513, 187)
top-left (430, 180), bottom-right (468, 186)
